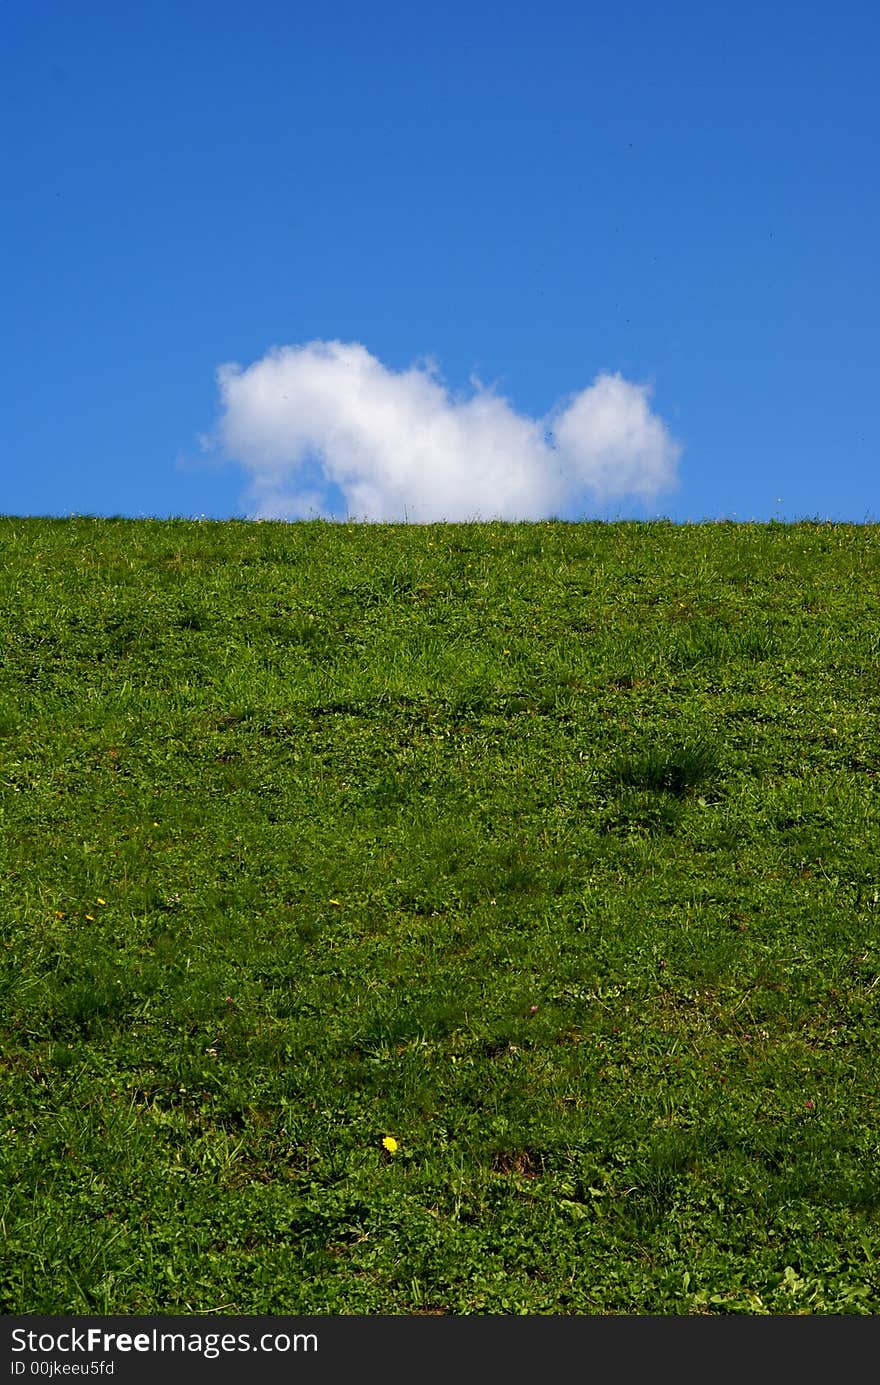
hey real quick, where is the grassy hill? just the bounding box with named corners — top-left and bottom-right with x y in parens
top-left (1, 515), bottom-right (879, 1313)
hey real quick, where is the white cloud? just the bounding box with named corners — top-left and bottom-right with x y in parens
top-left (212, 340), bottom-right (681, 521)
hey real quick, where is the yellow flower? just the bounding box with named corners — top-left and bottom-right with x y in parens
top-left (382, 1136), bottom-right (399, 1154)
top-left (97, 898), bottom-right (106, 906)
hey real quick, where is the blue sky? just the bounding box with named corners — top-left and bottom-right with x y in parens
top-left (3, 0), bottom-right (878, 522)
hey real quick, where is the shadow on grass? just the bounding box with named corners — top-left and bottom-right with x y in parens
top-left (608, 738), bottom-right (722, 798)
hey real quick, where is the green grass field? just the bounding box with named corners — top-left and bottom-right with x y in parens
top-left (2, 515), bottom-right (879, 1314)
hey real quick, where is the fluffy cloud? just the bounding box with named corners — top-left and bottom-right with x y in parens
top-left (213, 340), bottom-right (681, 521)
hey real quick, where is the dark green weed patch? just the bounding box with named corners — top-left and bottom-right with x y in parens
top-left (1, 516), bottom-right (879, 1313)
